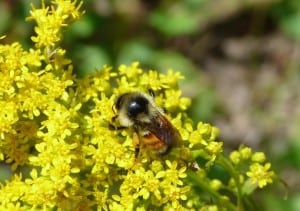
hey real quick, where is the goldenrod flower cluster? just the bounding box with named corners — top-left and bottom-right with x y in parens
top-left (0, 0), bottom-right (275, 210)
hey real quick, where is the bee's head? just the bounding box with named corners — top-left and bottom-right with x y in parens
top-left (114, 92), bottom-right (155, 127)
top-left (126, 95), bottom-right (149, 119)
top-left (116, 93), bottom-right (149, 118)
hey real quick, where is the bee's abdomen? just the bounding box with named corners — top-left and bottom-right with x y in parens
top-left (142, 133), bottom-right (169, 154)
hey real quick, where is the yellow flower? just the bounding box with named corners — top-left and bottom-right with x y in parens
top-left (171, 113), bottom-right (193, 141)
top-left (24, 49), bottom-right (43, 67)
top-left (206, 141), bottom-right (223, 156)
top-left (150, 160), bottom-right (164, 173)
top-left (143, 172), bottom-right (161, 199)
top-left (246, 163), bottom-right (274, 188)
top-left (0, 42), bottom-right (25, 74)
top-left (140, 70), bottom-right (161, 91)
top-left (160, 69), bottom-right (184, 88)
top-left (0, 0), bottom-right (276, 209)
top-left (0, 174), bottom-right (27, 207)
top-left (251, 152), bottom-right (266, 163)
top-left (200, 205), bottom-right (218, 211)
top-left (0, 102), bottom-right (18, 139)
top-left (39, 102), bottom-right (79, 139)
top-left (4, 134), bottom-right (30, 171)
top-left (27, 0), bottom-right (84, 48)
top-left (229, 146), bottom-right (261, 164)
top-left (164, 89), bottom-right (191, 112)
top-left (240, 147), bottom-right (252, 160)
top-left (229, 151), bottom-right (240, 164)
top-left (164, 160), bottom-right (187, 186)
top-left (53, 0), bottom-right (84, 20)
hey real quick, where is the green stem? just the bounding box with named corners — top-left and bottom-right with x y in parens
top-left (217, 153), bottom-right (244, 211)
top-left (187, 172), bottom-right (236, 211)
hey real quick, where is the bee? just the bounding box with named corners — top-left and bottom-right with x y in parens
top-left (109, 90), bottom-right (181, 158)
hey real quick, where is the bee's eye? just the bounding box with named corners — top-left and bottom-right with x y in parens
top-left (127, 97), bottom-right (148, 118)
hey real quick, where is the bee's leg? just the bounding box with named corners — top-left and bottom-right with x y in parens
top-left (135, 144), bottom-right (140, 159)
top-left (132, 132), bottom-right (141, 159)
top-left (111, 115), bottom-right (118, 122)
top-left (108, 124), bottom-right (126, 130)
top-left (129, 133), bottom-right (142, 171)
top-left (108, 115), bottom-right (128, 130)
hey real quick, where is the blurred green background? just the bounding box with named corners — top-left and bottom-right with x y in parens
top-left (1, 0), bottom-right (300, 210)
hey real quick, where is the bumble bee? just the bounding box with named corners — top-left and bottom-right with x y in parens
top-left (109, 90), bottom-right (181, 157)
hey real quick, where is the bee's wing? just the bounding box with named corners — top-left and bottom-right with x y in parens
top-left (145, 112), bottom-right (181, 148)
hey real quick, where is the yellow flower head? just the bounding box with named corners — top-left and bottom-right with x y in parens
top-left (246, 163), bottom-right (274, 188)
top-left (0, 0), bottom-right (276, 210)
top-left (27, 0), bottom-right (84, 48)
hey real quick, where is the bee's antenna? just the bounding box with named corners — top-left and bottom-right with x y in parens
top-left (148, 88), bottom-right (155, 98)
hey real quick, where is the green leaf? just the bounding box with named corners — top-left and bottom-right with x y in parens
top-left (153, 50), bottom-right (198, 77)
top-left (74, 45), bottom-right (110, 77)
top-left (67, 16), bottom-right (94, 38)
top-left (280, 12), bottom-right (300, 40)
top-left (117, 40), bottom-right (155, 65)
top-left (149, 8), bottom-right (198, 36)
